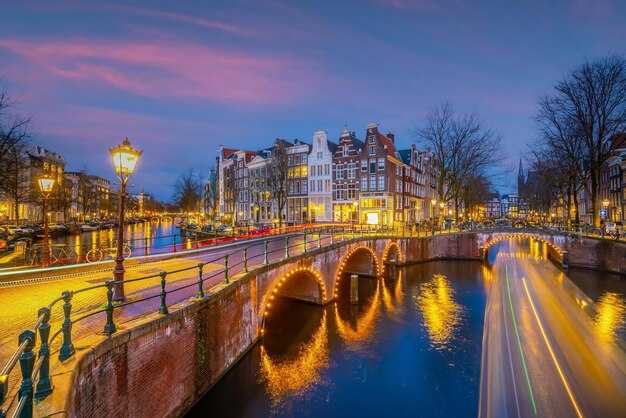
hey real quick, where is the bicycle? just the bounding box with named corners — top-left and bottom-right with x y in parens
top-left (86, 243), bottom-right (132, 263)
top-left (50, 245), bottom-right (78, 265)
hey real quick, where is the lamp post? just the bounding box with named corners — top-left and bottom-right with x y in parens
top-left (352, 200), bottom-right (358, 227)
top-left (38, 176), bottom-right (55, 267)
top-left (110, 138), bottom-right (142, 301)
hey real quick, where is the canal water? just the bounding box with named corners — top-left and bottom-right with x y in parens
top-left (187, 238), bottom-right (626, 418)
top-left (49, 220), bottom-right (184, 256)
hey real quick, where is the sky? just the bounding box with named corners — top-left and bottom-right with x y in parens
top-left (1, 0), bottom-right (625, 201)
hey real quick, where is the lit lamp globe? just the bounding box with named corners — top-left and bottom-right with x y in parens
top-left (110, 138), bottom-right (142, 177)
top-left (38, 177), bottom-right (55, 193)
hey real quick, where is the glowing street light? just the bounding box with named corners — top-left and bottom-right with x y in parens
top-left (38, 176), bottom-right (55, 267)
top-left (110, 138), bottom-right (143, 301)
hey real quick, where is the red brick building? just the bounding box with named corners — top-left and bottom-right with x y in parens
top-left (356, 123), bottom-right (404, 227)
top-left (332, 127), bottom-right (363, 222)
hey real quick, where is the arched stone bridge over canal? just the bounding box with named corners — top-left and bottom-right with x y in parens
top-left (9, 230), bottom-right (626, 418)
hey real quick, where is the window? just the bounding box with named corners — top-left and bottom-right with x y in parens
top-left (378, 175), bottom-right (385, 190)
top-left (347, 184), bottom-right (356, 199)
top-left (361, 160), bottom-right (367, 172)
top-left (302, 154), bottom-right (307, 164)
top-left (336, 184), bottom-right (345, 200)
top-left (288, 156), bottom-right (293, 166)
top-left (325, 164), bottom-right (330, 175)
top-left (317, 152), bottom-right (323, 159)
top-left (311, 166), bottom-right (315, 177)
top-left (337, 164), bottom-right (344, 180)
top-left (288, 182), bottom-right (293, 194)
top-left (318, 179), bottom-right (323, 191)
top-left (348, 163), bottom-right (356, 179)
top-left (310, 180), bottom-right (315, 192)
top-left (302, 180), bottom-right (307, 194)
top-left (369, 135), bottom-right (375, 143)
top-left (301, 166), bottom-right (308, 177)
top-left (361, 177), bottom-right (368, 191)
top-left (378, 158), bottom-right (385, 170)
top-left (369, 145), bottom-right (375, 155)
top-left (325, 179), bottom-right (330, 191)
top-left (370, 176), bottom-right (376, 190)
top-left (369, 160), bottom-right (376, 174)
top-left (343, 146), bottom-right (349, 156)
top-left (294, 155), bottom-right (301, 165)
top-left (295, 181), bottom-right (300, 193)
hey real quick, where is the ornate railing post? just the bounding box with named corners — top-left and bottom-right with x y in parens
top-left (196, 264), bottom-right (204, 298)
top-left (59, 291), bottom-right (74, 361)
top-left (224, 254), bottom-right (230, 284)
top-left (351, 228), bottom-right (354, 240)
top-left (17, 330), bottom-right (36, 418)
top-left (158, 272), bottom-right (168, 315)
top-left (402, 225), bottom-right (405, 237)
top-left (303, 230), bottom-right (307, 254)
top-left (103, 281), bottom-right (116, 336)
top-left (285, 237), bottom-right (289, 259)
top-left (264, 240), bottom-right (269, 265)
top-left (144, 237), bottom-right (149, 256)
top-left (34, 308), bottom-right (52, 400)
top-left (243, 247), bottom-right (248, 273)
top-left (341, 228), bottom-right (345, 241)
top-left (173, 234), bottom-right (177, 252)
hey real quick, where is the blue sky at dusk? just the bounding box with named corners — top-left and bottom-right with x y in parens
top-left (1, 0), bottom-right (624, 201)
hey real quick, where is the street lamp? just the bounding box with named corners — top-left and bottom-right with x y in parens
top-left (110, 138), bottom-right (143, 301)
top-left (38, 176), bottom-right (55, 267)
top-left (352, 200), bottom-right (358, 226)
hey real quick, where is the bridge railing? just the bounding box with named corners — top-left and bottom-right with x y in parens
top-left (1, 225), bottom-right (421, 417)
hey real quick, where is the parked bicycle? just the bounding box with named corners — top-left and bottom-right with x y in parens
top-left (50, 244), bottom-right (78, 265)
top-left (86, 243), bottom-right (132, 263)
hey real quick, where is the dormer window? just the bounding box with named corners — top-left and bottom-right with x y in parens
top-left (342, 146), bottom-right (349, 156)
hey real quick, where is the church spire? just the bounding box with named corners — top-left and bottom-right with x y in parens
top-left (518, 158), bottom-right (524, 178)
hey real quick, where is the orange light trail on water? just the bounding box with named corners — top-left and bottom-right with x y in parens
top-left (522, 277), bottom-right (584, 418)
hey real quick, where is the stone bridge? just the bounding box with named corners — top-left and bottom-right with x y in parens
top-left (38, 231), bottom-right (626, 418)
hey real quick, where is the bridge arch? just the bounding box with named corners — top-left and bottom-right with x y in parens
top-left (483, 233), bottom-right (564, 256)
top-left (260, 266), bottom-right (327, 334)
top-left (333, 245), bottom-right (380, 299)
top-left (381, 242), bottom-right (402, 273)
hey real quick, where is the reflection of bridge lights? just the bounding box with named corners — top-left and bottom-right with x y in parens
top-left (593, 292), bottom-right (625, 342)
top-left (415, 274), bottom-right (464, 351)
top-left (259, 311), bottom-right (329, 404)
top-left (333, 246), bottom-right (380, 298)
top-left (381, 274), bottom-right (403, 315)
top-left (334, 280), bottom-right (381, 344)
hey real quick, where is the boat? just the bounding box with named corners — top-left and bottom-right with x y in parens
top-left (80, 223), bottom-right (99, 232)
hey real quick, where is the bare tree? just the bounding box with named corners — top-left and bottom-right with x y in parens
top-left (78, 172), bottom-right (96, 219)
top-left (0, 145), bottom-right (32, 224)
top-left (536, 55), bottom-right (626, 227)
top-left (0, 80), bottom-right (32, 200)
top-left (461, 174), bottom-right (492, 218)
top-left (266, 139), bottom-right (289, 227)
top-left (173, 168), bottom-right (202, 213)
top-left (416, 102), bottom-right (502, 225)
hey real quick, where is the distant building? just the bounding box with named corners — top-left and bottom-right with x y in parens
top-left (500, 194), bottom-right (519, 218)
top-left (307, 130), bottom-right (336, 222)
top-left (484, 193), bottom-right (501, 218)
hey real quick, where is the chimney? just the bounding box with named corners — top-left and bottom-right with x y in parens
top-left (387, 132), bottom-right (395, 143)
top-left (294, 138), bottom-right (299, 145)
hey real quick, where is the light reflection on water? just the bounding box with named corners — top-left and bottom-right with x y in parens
top-left (594, 292), bottom-right (626, 342)
top-left (415, 274), bottom-right (465, 351)
top-left (259, 311), bottom-right (329, 406)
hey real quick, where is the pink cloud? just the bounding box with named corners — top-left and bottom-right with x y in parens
top-left (0, 37), bottom-right (314, 106)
